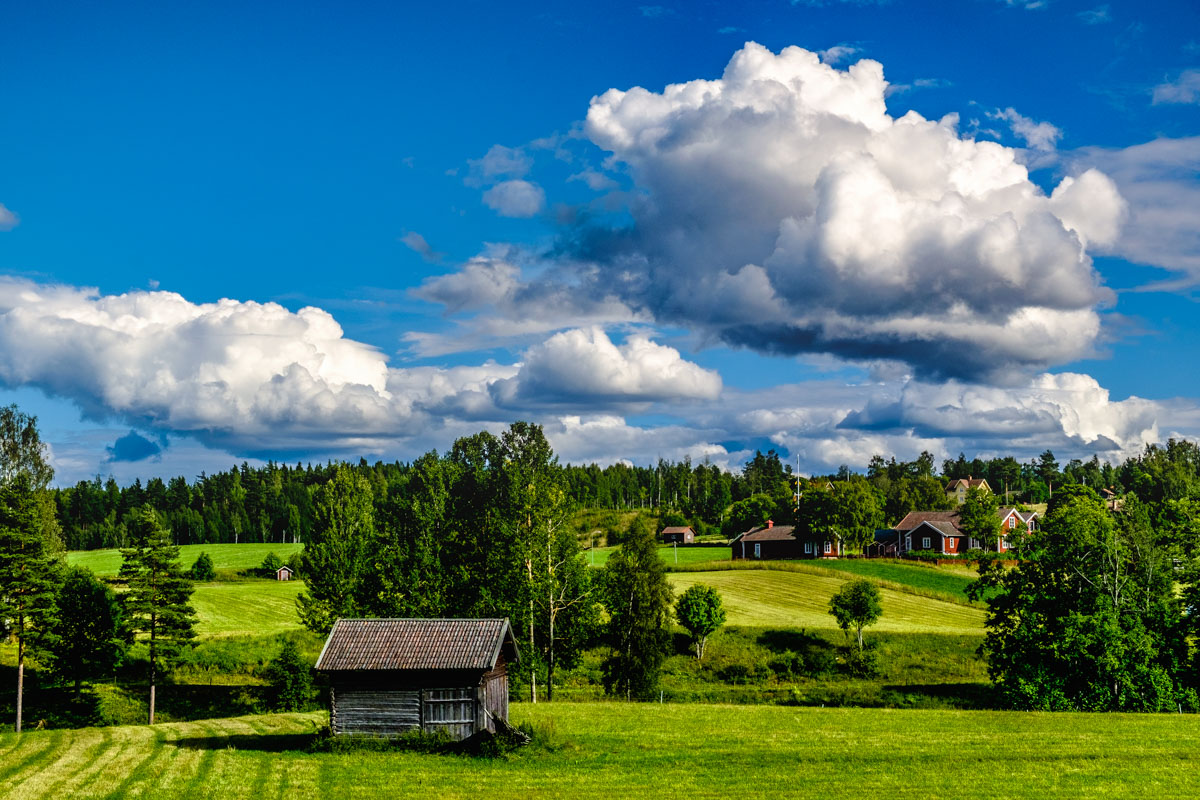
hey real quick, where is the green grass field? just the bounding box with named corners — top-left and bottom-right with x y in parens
top-left (790, 558), bottom-right (979, 601)
top-left (67, 543), bottom-right (305, 577)
top-left (191, 580), bottom-right (305, 638)
top-left (668, 569), bottom-right (984, 634)
top-left (1, 703), bottom-right (1197, 799)
top-left (587, 544), bottom-right (730, 568)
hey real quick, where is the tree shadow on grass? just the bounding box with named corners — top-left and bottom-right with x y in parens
top-left (880, 682), bottom-right (997, 709)
top-left (756, 629), bottom-right (835, 655)
top-left (170, 732), bottom-right (321, 752)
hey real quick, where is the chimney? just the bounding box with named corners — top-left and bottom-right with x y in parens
top-left (767, 519), bottom-right (774, 528)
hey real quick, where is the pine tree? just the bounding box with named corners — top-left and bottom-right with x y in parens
top-left (119, 507), bottom-right (196, 724)
top-left (0, 475), bottom-right (61, 733)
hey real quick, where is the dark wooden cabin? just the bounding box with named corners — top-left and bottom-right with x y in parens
top-left (661, 525), bottom-right (696, 544)
top-left (315, 617), bottom-right (520, 740)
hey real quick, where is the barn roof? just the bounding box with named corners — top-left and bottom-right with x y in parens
top-left (662, 526), bottom-right (695, 534)
top-left (315, 618), bottom-right (519, 672)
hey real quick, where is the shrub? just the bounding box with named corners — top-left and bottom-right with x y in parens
top-left (264, 638), bottom-right (313, 711)
top-left (260, 552), bottom-right (284, 577)
top-left (190, 552), bottom-right (216, 581)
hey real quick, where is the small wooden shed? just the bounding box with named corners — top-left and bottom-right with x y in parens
top-left (661, 525), bottom-right (696, 544)
top-left (315, 617), bottom-right (519, 740)
top-left (276, 565), bottom-right (294, 581)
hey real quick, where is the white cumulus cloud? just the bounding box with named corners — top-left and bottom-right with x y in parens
top-left (482, 179), bottom-right (546, 217)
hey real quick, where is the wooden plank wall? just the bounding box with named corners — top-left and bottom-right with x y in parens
top-left (331, 687), bottom-right (421, 736)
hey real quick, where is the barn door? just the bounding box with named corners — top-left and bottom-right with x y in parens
top-left (422, 689), bottom-right (476, 740)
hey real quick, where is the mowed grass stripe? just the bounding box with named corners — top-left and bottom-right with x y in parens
top-left (0, 730), bottom-right (64, 785)
top-left (100, 730), bottom-right (174, 800)
top-left (667, 569), bottom-right (985, 633)
top-left (55, 726), bottom-right (151, 800)
top-left (190, 580), bottom-right (305, 637)
top-left (10, 727), bottom-right (110, 800)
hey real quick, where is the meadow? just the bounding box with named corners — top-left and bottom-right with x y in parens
top-left (2, 703), bottom-right (1199, 799)
top-left (667, 569), bottom-right (984, 634)
top-left (67, 543), bottom-right (304, 577)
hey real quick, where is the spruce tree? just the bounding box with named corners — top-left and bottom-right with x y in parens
top-left (0, 475), bottom-right (60, 733)
top-left (119, 507), bottom-right (196, 724)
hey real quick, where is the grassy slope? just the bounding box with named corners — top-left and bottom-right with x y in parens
top-left (587, 544), bottom-right (730, 568)
top-left (3, 704), bottom-right (1199, 799)
top-left (667, 570), bottom-right (984, 634)
top-left (67, 543), bottom-right (305, 577)
top-left (191, 580), bottom-right (305, 638)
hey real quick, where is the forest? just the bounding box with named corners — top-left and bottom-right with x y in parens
top-left (49, 433), bottom-right (1200, 553)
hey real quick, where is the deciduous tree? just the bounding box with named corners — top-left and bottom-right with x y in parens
top-left (828, 579), bottom-right (882, 652)
top-left (600, 517), bottom-right (673, 700)
top-left (46, 566), bottom-right (124, 695)
top-left (675, 584), bottom-right (726, 660)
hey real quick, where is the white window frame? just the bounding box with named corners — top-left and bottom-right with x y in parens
top-left (754, 543), bottom-right (761, 559)
top-left (824, 541), bottom-right (832, 554)
top-left (947, 537), bottom-right (954, 549)
top-left (922, 536), bottom-right (931, 550)
top-left (804, 541), bottom-right (813, 554)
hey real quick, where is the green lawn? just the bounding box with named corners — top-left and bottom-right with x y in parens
top-left (587, 544), bottom-right (730, 568)
top-left (2, 704), bottom-right (1198, 798)
top-left (191, 580), bottom-right (306, 638)
top-left (793, 558), bottom-right (978, 602)
top-left (668, 569), bottom-right (984, 634)
top-left (67, 543), bottom-right (304, 577)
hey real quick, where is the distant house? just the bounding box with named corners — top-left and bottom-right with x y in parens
top-left (880, 507), bottom-right (1036, 556)
top-left (316, 617), bottom-right (519, 740)
top-left (276, 565), bottom-right (294, 581)
top-left (661, 526), bottom-right (696, 544)
top-left (731, 520), bottom-right (843, 560)
top-left (945, 477), bottom-right (992, 506)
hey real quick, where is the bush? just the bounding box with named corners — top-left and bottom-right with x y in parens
top-left (264, 639), bottom-right (313, 711)
top-left (841, 642), bottom-right (880, 678)
top-left (190, 552), bottom-right (216, 581)
top-left (260, 552), bottom-right (284, 577)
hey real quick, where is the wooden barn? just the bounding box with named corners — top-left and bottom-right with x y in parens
top-left (315, 617), bottom-right (519, 740)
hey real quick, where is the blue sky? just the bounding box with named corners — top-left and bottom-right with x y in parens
top-left (1, 0), bottom-right (1199, 485)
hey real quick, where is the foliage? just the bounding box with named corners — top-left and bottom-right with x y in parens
top-left (725, 493), bottom-right (778, 535)
top-left (45, 566), bottom-right (125, 693)
top-left (968, 486), bottom-right (1190, 711)
top-left (600, 517), bottom-right (673, 699)
top-left (0, 404), bottom-right (54, 489)
top-left (0, 473), bottom-right (62, 732)
top-left (263, 638), bottom-right (313, 711)
top-left (118, 506), bottom-right (197, 723)
top-left (189, 551), bottom-right (216, 581)
top-left (957, 487), bottom-right (1000, 550)
top-left (797, 478), bottom-right (883, 552)
top-left (674, 584), bottom-right (726, 660)
top-left (828, 579), bottom-right (883, 652)
top-left (260, 551), bottom-right (283, 576)
top-left (296, 466), bottom-right (378, 633)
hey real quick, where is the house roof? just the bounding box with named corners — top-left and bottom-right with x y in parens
top-left (910, 520), bottom-right (960, 538)
top-left (315, 618), bottom-right (519, 672)
top-left (661, 526), bottom-right (695, 534)
top-left (895, 510), bottom-right (960, 532)
top-left (739, 524), bottom-right (797, 542)
top-left (945, 478), bottom-right (990, 491)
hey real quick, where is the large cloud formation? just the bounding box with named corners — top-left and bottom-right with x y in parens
top-left (506, 43), bottom-right (1124, 380)
top-left (0, 279), bottom-right (715, 455)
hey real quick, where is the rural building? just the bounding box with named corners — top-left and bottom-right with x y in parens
top-left (661, 525), bottom-right (696, 544)
top-left (877, 507), bottom-right (1036, 556)
top-left (731, 521), bottom-right (843, 560)
top-left (276, 565), bottom-right (293, 581)
top-left (315, 617), bottom-right (519, 740)
top-left (945, 477), bottom-right (992, 506)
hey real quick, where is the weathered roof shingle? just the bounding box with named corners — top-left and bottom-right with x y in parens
top-left (316, 618), bottom-right (517, 672)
